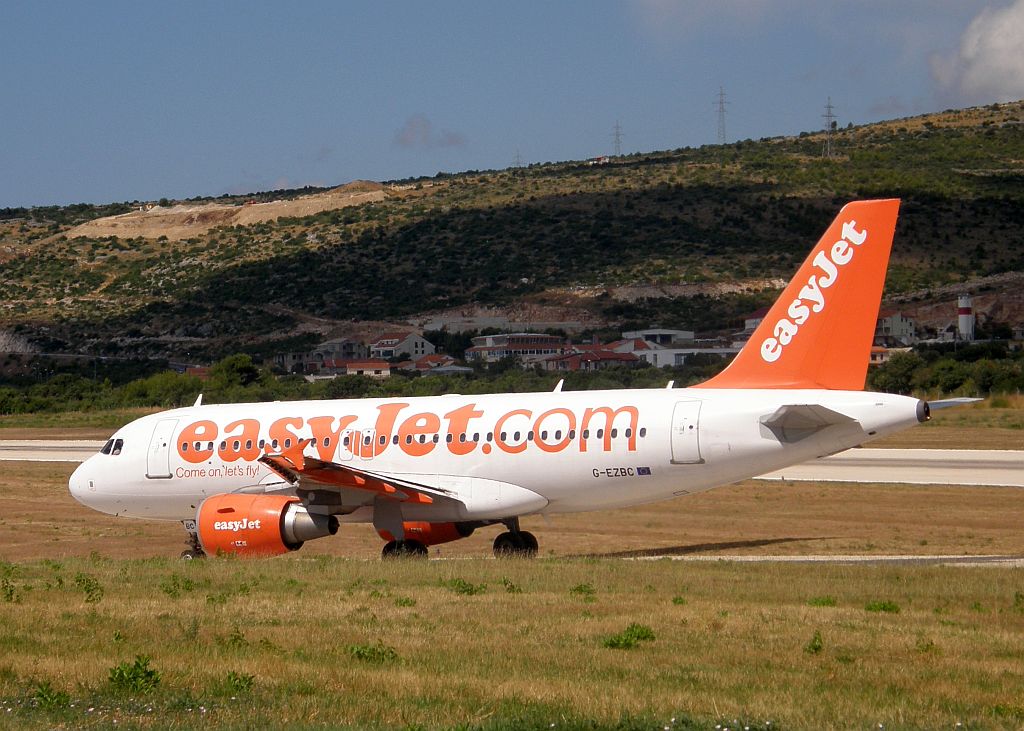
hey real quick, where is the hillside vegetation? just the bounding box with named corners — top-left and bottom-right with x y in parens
top-left (1, 101), bottom-right (1022, 359)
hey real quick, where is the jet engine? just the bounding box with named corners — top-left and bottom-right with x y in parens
top-left (377, 521), bottom-right (475, 547)
top-left (197, 493), bottom-right (338, 557)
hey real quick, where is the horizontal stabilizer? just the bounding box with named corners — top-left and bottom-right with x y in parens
top-left (928, 397), bottom-right (983, 411)
top-left (761, 404), bottom-right (857, 443)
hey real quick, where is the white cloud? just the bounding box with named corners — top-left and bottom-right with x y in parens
top-left (931, 0), bottom-right (1024, 104)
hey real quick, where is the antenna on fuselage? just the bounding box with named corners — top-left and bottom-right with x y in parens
top-left (552, 379), bottom-right (564, 393)
top-left (193, 393), bottom-right (203, 407)
top-left (666, 381), bottom-right (675, 389)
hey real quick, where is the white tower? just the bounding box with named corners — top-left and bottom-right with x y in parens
top-left (957, 294), bottom-right (975, 341)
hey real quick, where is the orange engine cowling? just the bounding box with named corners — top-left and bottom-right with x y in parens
top-left (197, 493), bottom-right (339, 557)
top-left (377, 521), bottom-right (475, 546)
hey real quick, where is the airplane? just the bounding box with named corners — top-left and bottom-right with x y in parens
top-left (69, 198), bottom-right (952, 559)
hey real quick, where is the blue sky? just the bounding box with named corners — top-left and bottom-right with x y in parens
top-left (2, 1), bottom-right (1022, 207)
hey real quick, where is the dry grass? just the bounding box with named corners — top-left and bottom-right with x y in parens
top-left (4, 462), bottom-right (1024, 563)
top-left (1, 556), bottom-right (1024, 729)
top-left (1, 440), bottom-right (1023, 728)
top-left (873, 396), bottom-right (1023, 449)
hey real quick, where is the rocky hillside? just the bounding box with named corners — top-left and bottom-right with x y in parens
top-left (1, 101), bottom-right (1022, 360)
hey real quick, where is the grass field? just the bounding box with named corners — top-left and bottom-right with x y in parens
top-left (1, 555), bottom-right (1024, 730)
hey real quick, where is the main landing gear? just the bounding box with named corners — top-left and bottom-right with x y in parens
top-left (381, 539), bottom-right (429, 559)
top-left (492, 518), bottom-right (538, 558)
top-left (180, 520), bottom-right (206, 560)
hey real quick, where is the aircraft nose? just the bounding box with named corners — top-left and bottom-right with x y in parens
top-left (68, 459), bottom-right (97, 508)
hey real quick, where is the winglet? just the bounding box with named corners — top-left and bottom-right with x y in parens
top-left (696, 199), bottom-right (900, 390)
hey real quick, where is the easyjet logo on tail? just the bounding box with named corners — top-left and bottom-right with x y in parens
top-left (760, 220), bottom-right (868, 364)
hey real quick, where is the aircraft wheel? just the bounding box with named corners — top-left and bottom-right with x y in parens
top-left (519, 531), bottom-right (539, 555)
top-left (179, 549), bottom-right (205, 560)
top-left (493, 531), bottom-right (537, 558)
top-left (382, 540), bottom-right (429, 559)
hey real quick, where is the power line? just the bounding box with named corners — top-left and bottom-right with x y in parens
top-left (822, 97), bottom-right (836, 158)
top-left (612, 120), bottom-right (623, 157)
top-left (512, 149), bottom-right (523, 168)
top-left (715, 87), bottom-right (728, 146)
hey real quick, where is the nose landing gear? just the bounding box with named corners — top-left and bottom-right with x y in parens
top-left (181, 520), bottom-right (206, 560)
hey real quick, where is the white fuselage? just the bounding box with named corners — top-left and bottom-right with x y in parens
top-left (69, 387), bottom-right (924, 524)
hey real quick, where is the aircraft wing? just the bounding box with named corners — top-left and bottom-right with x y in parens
top-left (258, 439), bottom-right (452, 506)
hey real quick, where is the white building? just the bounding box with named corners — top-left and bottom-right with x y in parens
top-left (369, 332), bottom-right (435, 360)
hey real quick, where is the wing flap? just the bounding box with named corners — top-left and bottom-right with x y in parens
top-left (258, 439), bottom-right (442, 505)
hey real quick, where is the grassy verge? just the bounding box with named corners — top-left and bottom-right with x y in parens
top-left (0, 557), bottom-right (1023, 729)
top-left (0, 407), bottom-right (159, 433)
top-left (872, 395), bottom-right (1024, 449)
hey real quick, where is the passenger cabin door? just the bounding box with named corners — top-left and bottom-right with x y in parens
top-left (670, 401), bottom-right (703, 464)
top-left (146, 418), bottom-right (178, 479)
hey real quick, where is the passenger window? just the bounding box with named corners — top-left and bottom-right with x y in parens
top-left (392, 435), bottom-right (399, 445)
top-left (324, 437), bottom-right (331, 447)
top-left (259, 439), bottom-right (265, 449)
top-left (611, 429), bottom-right (618, 438)
top-left (541, 431), bottom-right (548, 440)
top-left (194, 441), bottom-right (201, 451)
top-left (625, 428), bottom-right (632, 438)
top-left (343, 436), bottom-right (350, 446)
top-left (473, 433), bottom-right (480, 442)
top-left (245, 440), bottom-right (252, 449)
top-left (405, 435), bottom-right (413, 445)
top-left (500, 432), bottom-right (507, 441)
top-left (582, 429), bottom-right (590, 439)
top-left (639, 427), bottom-right (647, 438)
top-left (219, 441), bottom-right (227, 451)
top-left (379, 435), bottom-right (386, 445)
top-left (418, 435), bottom-right (426, 444)
top-left (527, 431), bottom-right (534, 441)
top-left (459, 433), bottom-right (466, 443)
top-left (446, 434), bottom-right (454, 443)
top-left (486, 432), bottom-right (493, 442)
top-left (432, 434), bottom-right (439, 443)
top-left (513, 431), bottom-right (520, 441)
top-left (233, 440), bottom-right (241, 451)
top-left (272, 440), bottom-right (279, 450)
top-left (555, 430), bottom-right (562, 439)
top-left (597, 429), bottom-right (604, 438)
top-left (285, 439), bottom-right (293, 448)
top-left (100, 439), bottom-right (113, 455)
top-left (569, 429), bottom-right (576, 439)
top-left (180, 442), bottom-right (188, 453)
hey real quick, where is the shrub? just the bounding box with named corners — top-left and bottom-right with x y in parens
top-left (32, 681), bottom-right (70, 710)
top-left (804, 630), bottom-right (824, 655)
top-left (865, 600), bottom-right (901, 614)
top-left (807, 595), bottom-right (837, 607)
top-left (347, 641), bottom-right (398, 663)
top-left (443, 578), bottom-right (486, 596)
top-left (603, 623), bottom-right (656, 649)
top-left (74, 572), bottom-right (103, 603)
top-left (108, 655), bottom-right (161, 694)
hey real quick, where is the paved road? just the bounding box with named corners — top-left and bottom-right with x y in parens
top-left (756, 447), bottom-right (1024, 487)
top-left (0, 440), bottom-right (102, 462)
top-left (2, 441), bottom-right (1022, 488)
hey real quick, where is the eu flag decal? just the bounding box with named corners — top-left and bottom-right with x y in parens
top-left (637, 467), bottom-right (652, 476)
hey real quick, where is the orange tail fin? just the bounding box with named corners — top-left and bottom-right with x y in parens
top-left (696, 199), bottom-right (900, 390)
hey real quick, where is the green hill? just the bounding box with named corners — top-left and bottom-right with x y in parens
top-left (1, 101), bottom-right (1023, 360)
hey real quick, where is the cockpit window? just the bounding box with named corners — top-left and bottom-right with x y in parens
top-left (111, 439), bottom-right (124, 456)
top-left (100, 439), bottom-right (114, 455)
